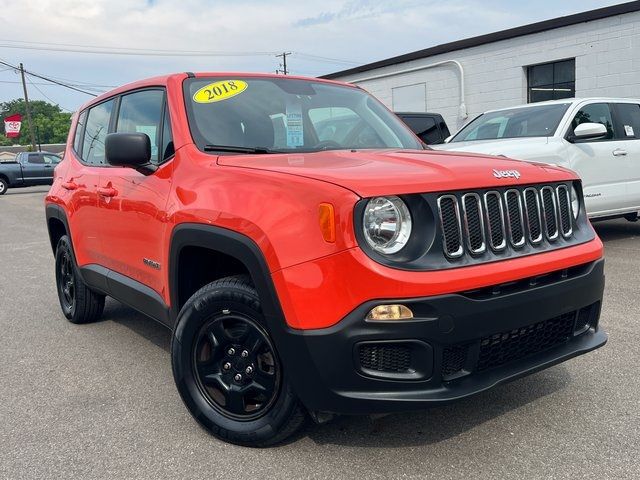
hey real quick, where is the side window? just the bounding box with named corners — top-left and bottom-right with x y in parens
top-left (570, 103), bottom-right (614, 141)
top-left (73, 110), bottom-right (87, 154)
top-left (27, 154), bottom-right (44, 164)
top-left (402, 116), bottom-right (439, 144)
top-left (116, 90), bottom-right (164, 164)
top-left (613, 103), bottom-right (640, 140)
top-left (82, 100), bottom-right (115, 165)
top-left (161, 104), bottom-right (175, 161)
top-left (43, 154), bottom-right (61, 164)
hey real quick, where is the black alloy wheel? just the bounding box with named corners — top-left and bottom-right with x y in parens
top-left (193, 313), bottom-right (280, 420)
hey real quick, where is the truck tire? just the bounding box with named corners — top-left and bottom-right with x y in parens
top-left (0, 178), bottom-right (7, 195)
top-left (171, 275), bottom-right (306, 447)
top-left (55, 235), bottom-right (105, 324)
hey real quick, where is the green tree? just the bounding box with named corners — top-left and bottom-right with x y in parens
top-left (0, 99), bottom-right (71, 146)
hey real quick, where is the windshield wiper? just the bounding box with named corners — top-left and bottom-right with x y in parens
top-left (203, 144), bottom-right (275, 154)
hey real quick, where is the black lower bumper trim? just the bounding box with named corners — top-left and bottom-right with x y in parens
top-left (278, 259), bottom-right (606, 415)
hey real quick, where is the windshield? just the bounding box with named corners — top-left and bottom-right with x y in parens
top-left (451, 103), bottom-right (571, 142)
top-left (184, 77), bottom-right (423, 153)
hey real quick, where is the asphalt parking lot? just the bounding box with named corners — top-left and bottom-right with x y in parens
top-left (0, 186), bottom-right (638, 479)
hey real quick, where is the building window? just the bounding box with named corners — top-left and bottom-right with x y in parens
top-left (527, 59), bottom-right (575, 103)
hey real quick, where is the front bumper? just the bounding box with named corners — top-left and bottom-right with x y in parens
top-left (279, 259), bottom-right (606, 415)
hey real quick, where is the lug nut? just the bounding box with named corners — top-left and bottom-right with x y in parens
top-left (241, 350), bottom-right (249, 358)
top-left (245, 366), bottom-right (254, 374)
top-left (223, 362), bottom-right (231, 371)
top-left (227, 347), bottom-right (235, 356)
top-left (234, 374), bottom-right (243, 382)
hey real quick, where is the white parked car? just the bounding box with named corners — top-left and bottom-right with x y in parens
top-left (435, 98), bottom-right (640, 220)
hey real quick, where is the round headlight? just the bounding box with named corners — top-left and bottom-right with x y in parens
top-left (570, 184), bottom-right (580, 219)
top-left (363, 196), bottom-right (412, 254)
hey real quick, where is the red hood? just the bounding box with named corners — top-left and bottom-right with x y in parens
top-left (217, 149), bottom-right (576, 197)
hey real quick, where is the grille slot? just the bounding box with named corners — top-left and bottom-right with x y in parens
top-left (504, 189), bottom-right (526, 248)
top-left (462, 193), bottom-right (486, 254)
top-left (438, 195), bottom-right (464, 258)
top-left (523, 188), bottom-right (543, 244)
top-left (358, 344), bottom-right (411, 373)
top-left (541, 186), bottom-right (559, 240)
top-left (484, 191), bottom-right (507, 251)
top-left (556, 185), bottom-right (573, 237)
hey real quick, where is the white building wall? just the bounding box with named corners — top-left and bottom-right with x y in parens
top-left (333, 11), bottom-right (640, 131)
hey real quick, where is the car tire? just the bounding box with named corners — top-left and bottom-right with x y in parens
top-left (0, 178), bottom-right (8, 195)
top-left (55, 235), bottom-right (105, 324)
top-left (171, 275), bottom-right (306, 447)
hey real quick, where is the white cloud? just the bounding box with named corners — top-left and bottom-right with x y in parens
top-left (0, 0), bottom-right (623, 110)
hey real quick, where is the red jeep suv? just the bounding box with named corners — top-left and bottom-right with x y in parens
top-left (46, 73), bottom-right (606, 446)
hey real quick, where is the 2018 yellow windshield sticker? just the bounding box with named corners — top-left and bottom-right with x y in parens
top-left (193, 80), bottom-right (248, 103)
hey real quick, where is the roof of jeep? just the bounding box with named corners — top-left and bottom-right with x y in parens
top-left (77, 72), bottom-right (356, 113)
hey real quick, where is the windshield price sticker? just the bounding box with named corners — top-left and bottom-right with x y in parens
top-left (286, 102), bottom-right (304, 147)
top-left (193, 80), bottom-right (248, 103)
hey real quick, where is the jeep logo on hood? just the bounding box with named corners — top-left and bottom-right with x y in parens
top-left (493, 169), bottom-right (521, 179)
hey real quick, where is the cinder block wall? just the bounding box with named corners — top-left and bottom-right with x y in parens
top-left (333, 11), bottom-right (640, 132)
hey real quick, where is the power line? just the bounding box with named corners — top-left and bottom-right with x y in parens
top-left (0, 41), bottom-right (280, 57)
top-left (0, 60), bottom-right (99, 96)
top-left (25, 74), bottom-right (73, 112)
top-left (292, 52), bottom-right (361, 66)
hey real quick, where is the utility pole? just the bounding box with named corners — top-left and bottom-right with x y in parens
top-left (275, 52), bottom-right (291, 75)
top-left (19, 63), bottom-right (37, 151)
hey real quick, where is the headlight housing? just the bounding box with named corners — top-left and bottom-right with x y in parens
top-left (570, 184), bottom-right (580, 219)
top-left (362, 196), bottom-right (412, 254)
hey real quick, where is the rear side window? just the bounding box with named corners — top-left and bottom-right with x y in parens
top-left (570, 103), bottom-right (614, 141)
top-left (613, 103), bottom-right (640, 139)
top-left (43, 154), bottom-right (61, 164)
top-left (82, 100), bottom-right (115, 165)
top-left (73, 110), bottom-right (87, 154)
top-left (401, 116), bottom-right (440, 144)
top-left (116, 90), bottom-right (164, 163)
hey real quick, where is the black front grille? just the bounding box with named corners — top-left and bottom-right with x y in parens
top-left (359, 344), bottom-right (411, 373)
top-left (477, 312), bottom-right (575, 372)
top-left (437, 183), bottom-right (574, 260)
top-left (441, 302), bottom-right (600, 381)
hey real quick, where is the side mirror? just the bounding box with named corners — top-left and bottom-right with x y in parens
top-left (105, 133), bottom-right (156, 173)
top-left (570, 122), bottom-right (608, 142)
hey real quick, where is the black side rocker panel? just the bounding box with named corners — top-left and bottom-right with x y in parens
top-left (46, 204), bottom-right (171, 326)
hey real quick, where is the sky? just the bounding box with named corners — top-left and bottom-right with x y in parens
top-left (0, 0), bottom-right (627, 112)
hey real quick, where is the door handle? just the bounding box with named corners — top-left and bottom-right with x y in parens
top-left (97, 186), bottom-right (118, 197)
top-left (613, 149), bottom-right (628, 156)
top-left (61, 180), bottom-right (78, 191)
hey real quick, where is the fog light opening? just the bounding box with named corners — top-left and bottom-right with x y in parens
top-left (366, 304), bottom-right (414, 321)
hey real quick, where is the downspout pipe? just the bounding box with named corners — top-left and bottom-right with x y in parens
top-left (347, 59), bottom-right (468, 120)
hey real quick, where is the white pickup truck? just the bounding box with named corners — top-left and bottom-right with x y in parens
top-left (435, 98), bottom-right (640, 221)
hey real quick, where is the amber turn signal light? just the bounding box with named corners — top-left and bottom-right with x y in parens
top-left (366, 304), bottom-right (414, 321)
top-left (318, 203), bottom-right (336, 243)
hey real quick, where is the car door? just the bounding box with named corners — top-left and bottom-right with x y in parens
top-left (563, 102), bottom-right (631, 216)
top-left (64, 101), bottom-right (115, 266)
top-left (97, 89), bottom-right (174, 298)
top-left (611, 102), bottom-right (640, 210)
top-left (21, 153), bottom-right (48, 185)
